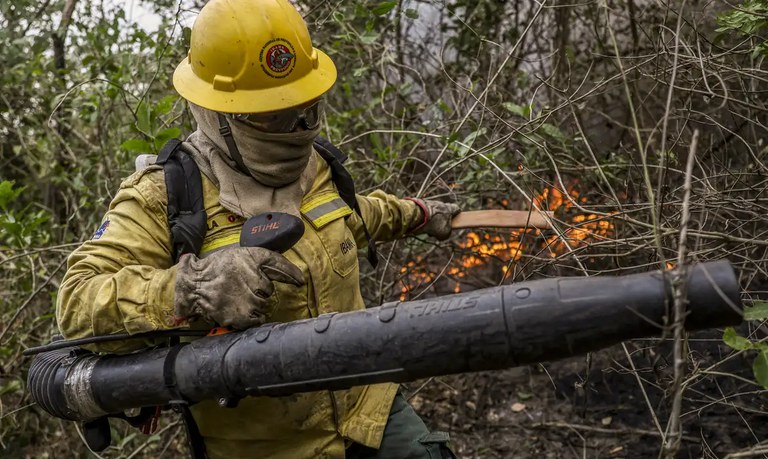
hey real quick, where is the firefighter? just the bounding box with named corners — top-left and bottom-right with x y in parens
top-left (56, 0), bottom-right (459, 457)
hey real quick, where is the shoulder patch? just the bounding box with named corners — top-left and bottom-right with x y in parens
top-left (92, 220), bottom-right (110, 240)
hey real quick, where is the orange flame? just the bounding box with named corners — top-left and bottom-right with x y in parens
top-left (398, 183), bottom-right (617, 300)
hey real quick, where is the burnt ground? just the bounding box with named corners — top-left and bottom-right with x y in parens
top-left (410, 331), bottom-right (768, 459)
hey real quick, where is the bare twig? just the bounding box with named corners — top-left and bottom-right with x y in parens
top-left (661, 128), bottom-right (698, 458)
top-left (0, 258), bottom-right (67, 344)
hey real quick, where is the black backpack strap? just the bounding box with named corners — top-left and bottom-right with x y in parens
top-left (163, 343), bottom-right (208, 459)
top-left (313, 136), bottom-right (378, 268)
top-left (155, 139), bottom-right (208, 262)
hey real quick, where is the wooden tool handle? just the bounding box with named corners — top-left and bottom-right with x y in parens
top-left (451, 210), bottom-right (554, 229)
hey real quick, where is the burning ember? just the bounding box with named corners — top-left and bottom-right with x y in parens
top-left (398, 183), bottom-right (616, 300)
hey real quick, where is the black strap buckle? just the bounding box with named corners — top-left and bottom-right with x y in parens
top-left (218, 123), bottom-right (232, 137)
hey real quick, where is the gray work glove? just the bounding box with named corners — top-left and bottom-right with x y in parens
top-left (174, 247), bottom-right (305, 330)
top-left (407, 198), bottom-right (462, 241)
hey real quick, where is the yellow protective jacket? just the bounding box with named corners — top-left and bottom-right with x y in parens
top-left (56, 149), bottom-right (423, 459)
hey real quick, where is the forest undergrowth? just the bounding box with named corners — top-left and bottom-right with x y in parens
top-left (1, 1), bottom-right (767, 457)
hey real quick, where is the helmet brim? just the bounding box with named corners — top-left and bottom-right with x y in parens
top-left (172, 48), bottom-right (337, 114)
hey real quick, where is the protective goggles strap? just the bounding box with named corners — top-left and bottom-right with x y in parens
top-left (217, 113), bottom-right (251, 177)
top-left (234, 99), bottom-right (323, 133)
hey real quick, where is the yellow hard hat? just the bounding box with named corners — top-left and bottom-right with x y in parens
top-left (173, 0), bottom-right (337, 114)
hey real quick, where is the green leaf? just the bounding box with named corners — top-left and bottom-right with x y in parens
top-left (360, 31), bottom-right (380, 45)
top-left (353, 66), bottom-right (369, 78)
top-left (120, 139), bottom-right (153, 154)
top-left (565, 45), bottom-right (575, 64)
top-left (155, 95), bottom-right (177, 117)
top-left (117, 433), bottom-right (137, 448)
top-left (0, 380), bottom-right (21, 396)
top-left (540, 123), bottom-right (566, 142)
top-left (136, 101), bottom-right (153, 136)
top-left (0, 181), bottom-right (23, 210)
top-left (34, 313), bottom-right (55, 322)
top-left (154, 127), bottom-right (182, 150)
top-left (457, 128), bottom-right (487, 155)
top-left (182, 26), bottom-right (192, 47)
top-left (723, 327), bottom-right (754, 351)
top-left (753, 350), bottom-right (768, 389)
top-left (503, 102), bottom-right (531, 118)
top-left (372, 1), bottom-right (397, 15)
top-left (745, 301), bottom-right (768, 321)
top-left (405, 8), bottom-right (419, 19)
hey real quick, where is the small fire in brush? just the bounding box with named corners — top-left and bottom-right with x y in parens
top-left (399, 183), bottom-right (617, 300)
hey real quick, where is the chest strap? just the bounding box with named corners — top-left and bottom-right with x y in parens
top-left (163, 343), bottom-right (208, 459)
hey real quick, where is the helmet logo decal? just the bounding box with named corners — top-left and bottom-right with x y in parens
top-left (267, 45), bottom-right (293, 72)
top-left (259, 39), bottom-right (296, 79)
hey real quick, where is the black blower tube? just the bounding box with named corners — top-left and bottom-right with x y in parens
top-left (28, 261), bottom-right (742, 422)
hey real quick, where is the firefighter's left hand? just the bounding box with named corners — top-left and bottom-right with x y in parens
top-left (408, 199), bottom-right (461, 241)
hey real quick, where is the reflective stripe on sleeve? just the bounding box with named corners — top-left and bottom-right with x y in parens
top-left (301, 193), bottom-right (353, 229)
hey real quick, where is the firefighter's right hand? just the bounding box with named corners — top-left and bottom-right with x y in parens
top-left (173, 247), bottom-right (305, 330)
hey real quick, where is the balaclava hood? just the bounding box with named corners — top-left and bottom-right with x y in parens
top-left (184, 103), bottom-right (319, 218)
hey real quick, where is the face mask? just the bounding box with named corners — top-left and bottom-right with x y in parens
top-left (190, 103), bottom-right (320, 187)
top-left (184, 104), bottom-right (321, 219)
